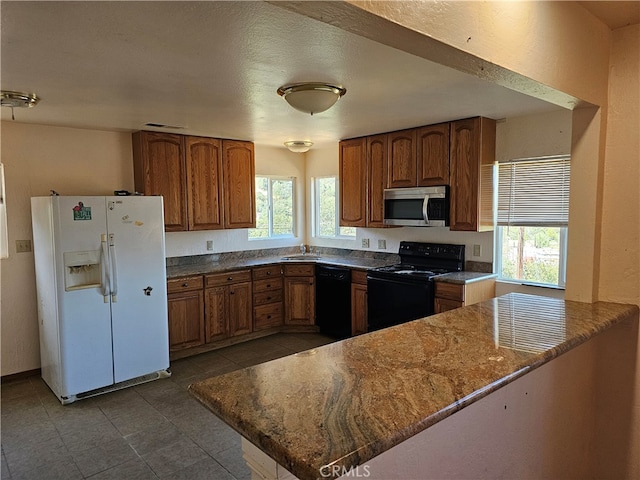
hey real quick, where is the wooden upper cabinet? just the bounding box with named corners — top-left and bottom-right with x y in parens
top-left (417, 123), bottom-right (450, 186)
top-left (132, 131), bottom-right (187, 231)
top-left (449, 117), bottom-right (496, 232)
top-left (186, 136), bottom-right (223, 230)
top-left (133, 132), bottom-right (255, 232)
top-left (223, 140), bottom-right (256, 229)
top-left (339, 138), bottom-right (367, 227)
top-left (367, 134), bottom-right (388, 227)
top-left (387, 129), bottom-right (417, 188)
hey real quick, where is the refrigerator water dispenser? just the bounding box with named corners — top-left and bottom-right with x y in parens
top-left (63, 250), bottom-right (102, 291)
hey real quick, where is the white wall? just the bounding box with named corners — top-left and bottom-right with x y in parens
top-left (596, 24), bottom-right (640, 478)
top-left (0, 122), bottom-right (134, 375)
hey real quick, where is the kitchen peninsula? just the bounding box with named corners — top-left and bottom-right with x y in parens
top-left (189, 293), bottom-right (639, 480)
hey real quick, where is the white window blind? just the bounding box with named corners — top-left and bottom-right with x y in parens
top-left (497, 155), bottom-right (570, 226)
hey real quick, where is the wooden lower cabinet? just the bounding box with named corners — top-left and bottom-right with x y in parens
top-left (167, 276), bottom-right (205, 352)
top-left (284, 264), bottom-right (316, 326)
top-left (434, 278), bottom-right (496, 313)
top-left (351, 270), bottom-right (368, 336)
top-left (205, 270), bottom-right (253, 341)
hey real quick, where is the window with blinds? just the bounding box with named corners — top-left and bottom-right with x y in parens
top-left (496, 155), bottom-right (570, 288)
top-left (497, 155), bottom-right (571, 227)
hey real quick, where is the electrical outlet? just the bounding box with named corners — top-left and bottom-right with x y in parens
top-left (377, 239), bottom-right (386, 249)
top-left (16, 239), bottom-right (32, 253)
top-left (473, 244), bottom-right (481, 257)
top-left (361, 238), bottom-right (370, 248)
top-left (206, 240), bottom-right (214, 251)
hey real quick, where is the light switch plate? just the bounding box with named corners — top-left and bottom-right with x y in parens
top-left (16, 239), bottom-right (32, 253)
top-left (378, 239), bottom-right (386, 249)
top-left (473, 244), bottom-right (481, 257)
top-left (362, 238), bottom-right (370, 248)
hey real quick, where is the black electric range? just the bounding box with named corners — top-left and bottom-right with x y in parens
top-left (367, 241), bottom-right (465, 331)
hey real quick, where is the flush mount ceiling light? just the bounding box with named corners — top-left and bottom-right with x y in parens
top-left (284, 140), bottom-right (313, 153)
top-left (1, 90), bottom-right (40, 108)
top-left (1, 90), bottom-right (40, 120)
top-left (277, 83), bottom-right (346, 115)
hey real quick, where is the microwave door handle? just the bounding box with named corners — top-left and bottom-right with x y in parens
top-left (422, 194), bottom-right (430, 224)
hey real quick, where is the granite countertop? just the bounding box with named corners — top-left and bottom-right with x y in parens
top-left (166, 255), bottom-right (394, 279)
top-left (188, 293), bottom-right (638, 480)
top-left (434, 271), bottom-right (498, 284)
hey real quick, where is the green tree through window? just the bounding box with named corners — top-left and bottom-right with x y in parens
top-left (315, 177), bottom-right (355, 238)
top-left (249, 176), bottom-right (294, 239)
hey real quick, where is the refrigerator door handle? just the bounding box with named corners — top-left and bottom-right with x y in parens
top-left (109, 234), bottom-right (118, 303)
top-left (100, 234), bottom-right (110, 303)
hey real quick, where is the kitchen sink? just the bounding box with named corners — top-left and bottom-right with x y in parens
top-left (280, 254), bottom-right (321, 261)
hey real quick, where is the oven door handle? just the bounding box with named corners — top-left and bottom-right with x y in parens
top-left (422, 194), bottom-right (430, 225)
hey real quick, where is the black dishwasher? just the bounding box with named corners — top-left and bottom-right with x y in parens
top-left (315, 265), bottom-right (352, 339)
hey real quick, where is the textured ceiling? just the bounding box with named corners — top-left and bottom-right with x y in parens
top-left (0, 1), bottom-right (584, 148)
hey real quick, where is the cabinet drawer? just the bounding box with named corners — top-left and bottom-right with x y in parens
top-left (351, 269), bottom-right (368, 285)
top-left (254, 303), bottom-right (283, 330)
top-left (252, 266), bottom-right (283, 280)
top-left (206, 270), bottom-right (251, 287)
top-left (283, 264), bottom-right (314, 277)
top-left (253, 277), bottom-right (283, 294)
top-left (253, 290), bottom-right (283, 306)
top-left (167, 275), bottom-right (204, 294)
top-left (435, 282), bottom-right (464, 301)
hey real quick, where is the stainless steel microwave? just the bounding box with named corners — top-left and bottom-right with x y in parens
top-left (383, 186), bottom-right (449, 227)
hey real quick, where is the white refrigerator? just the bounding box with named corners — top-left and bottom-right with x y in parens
top-left (31, 195), bottom-right (170, 404)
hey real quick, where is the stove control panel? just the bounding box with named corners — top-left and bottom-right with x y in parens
top-left (398, 241), bottom-right (465, 260)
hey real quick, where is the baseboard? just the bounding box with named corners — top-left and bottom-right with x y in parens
top-left (1, 368), bottom-right (41, 384)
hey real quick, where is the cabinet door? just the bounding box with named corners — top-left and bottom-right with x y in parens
top-left (351, 283), bottom-right (368, 336)
top-left (186, 136), bottom-right (223, 230)
top-left (417, 123), bottom-right (450, 186)
top-left (387, 129), bottom-right (417, 188)
top-left (367, 134), bottom-right (387, 227)
top-left (284, 277), bottom-right (316, 325)
top-left (339, 138), bottom-right (367, 227)
top-left (229, 281), bottom-right (253, 337)
top-left (434, 297), bottom-right (463, 314)
top-left (449, 117), bottom-right (496, 232)
top-left (168, 290), bottom-right (204, 351)
top-left (223, 140), bottom-right (256, 229)
top-left (132, 131), bottom-right (187, 231)
top-left (205, 286), bottom-right (229, 342)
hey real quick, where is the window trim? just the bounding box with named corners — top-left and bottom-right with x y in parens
top-left (249, 175), bottom-right (296, 240)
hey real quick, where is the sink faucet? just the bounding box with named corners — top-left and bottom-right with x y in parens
top-left (300, 244), bottom-right (306, 255)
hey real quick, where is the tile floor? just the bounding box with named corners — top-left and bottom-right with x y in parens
top-left (1, 332), bottom-right (336, 480)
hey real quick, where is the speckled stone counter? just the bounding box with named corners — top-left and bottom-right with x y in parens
top-left (188, 293), bottom-right (638, 480)
top-left (166, 254), bottom-right (396, 278)
top-left (434, 271), bottom-right (497, 284)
